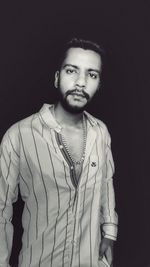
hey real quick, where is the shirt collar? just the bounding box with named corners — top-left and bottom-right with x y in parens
top-left (38, 103), bottom-right (98, 132)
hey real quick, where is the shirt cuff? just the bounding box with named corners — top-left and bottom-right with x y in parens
top-left (102, 223), bottom-right (118, 241)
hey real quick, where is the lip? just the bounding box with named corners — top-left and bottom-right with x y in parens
top-left (70, 93), bottom-right (85, 97)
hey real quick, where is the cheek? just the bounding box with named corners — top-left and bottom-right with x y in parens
top-left (88, 82), bottom-right (99, 97)
top-left (59, 75), bottom-right (75, 88)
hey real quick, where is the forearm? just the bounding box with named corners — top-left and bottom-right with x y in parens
top-left (101, 132), bottom-right (118, 240)
top-left (99, 127), bottom-right (118, 266)
top-left (100, 177), bottom-right (118, 240)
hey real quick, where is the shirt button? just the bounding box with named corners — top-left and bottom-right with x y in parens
top-left (59, 145), bottom-right (63, 149)
top-left (70, 166), bottom-right (74, 170)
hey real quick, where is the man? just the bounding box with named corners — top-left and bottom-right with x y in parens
top-left (0, 38), bottom-right (118, 267)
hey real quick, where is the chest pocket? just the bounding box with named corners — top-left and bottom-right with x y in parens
top-left (90, 154), bottom-right (104, 172)
top-left (83, 156), bottom-right (103, 188)
top-left (90, 156), bottom-right (99, 171)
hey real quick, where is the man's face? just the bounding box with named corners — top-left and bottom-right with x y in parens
top-left (55, 47), bottom-right (102, 113)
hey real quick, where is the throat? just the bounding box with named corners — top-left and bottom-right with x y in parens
top-left (53, 102), bottom-right (84, 127)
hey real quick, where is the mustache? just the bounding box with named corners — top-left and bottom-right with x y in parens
top-left (65, 89), bottom-right (90, 100)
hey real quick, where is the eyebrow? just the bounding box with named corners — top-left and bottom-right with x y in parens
top-left (62, 64), bottom-right (100, 74)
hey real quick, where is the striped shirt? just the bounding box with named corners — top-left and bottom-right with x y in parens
top-left (0, 104), bottom-right (118, 267)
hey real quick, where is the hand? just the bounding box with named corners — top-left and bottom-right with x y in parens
top-left (99, 237), bottom-right (114, 267)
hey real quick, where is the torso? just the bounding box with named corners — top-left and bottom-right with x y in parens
top-left (61, 125), bottom-right (86, 182)
top-left (51, 105), bottom-right (87, 183)
top-left (61, 127), bottom-right (84, 162)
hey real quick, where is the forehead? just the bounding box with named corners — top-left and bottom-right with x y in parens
top-left (62, 47), bottom-right (102, 70)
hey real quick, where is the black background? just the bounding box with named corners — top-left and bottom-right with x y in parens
top-left (0, 1), bottom-right (150, 266)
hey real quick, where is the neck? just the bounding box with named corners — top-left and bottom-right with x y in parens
top-left (54, 102), bottom-right (84, 127)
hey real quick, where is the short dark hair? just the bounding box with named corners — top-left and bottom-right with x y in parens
top-left (57, 37), bottom-right (105, 70)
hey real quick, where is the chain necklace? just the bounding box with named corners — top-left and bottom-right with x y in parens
top-left (61, 115), bottom-right (87, 165)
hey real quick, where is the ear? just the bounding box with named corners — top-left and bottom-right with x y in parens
top-left (54, 71), bottom-right (59, 88)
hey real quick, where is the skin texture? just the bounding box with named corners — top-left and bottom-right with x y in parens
top-left (99, 237), bottom-right (114, 266)
top-left (54, 47), bottom-right (102, 114)
top-left (54, 47), bottom-right (115, 266)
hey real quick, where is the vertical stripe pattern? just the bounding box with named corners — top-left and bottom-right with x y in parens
top-left (0, 104), bottom-right (118, 267)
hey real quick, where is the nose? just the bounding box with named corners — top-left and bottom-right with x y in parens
top-left (75, 73), bottom-right (86, 88)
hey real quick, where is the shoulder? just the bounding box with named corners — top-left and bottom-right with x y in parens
top-left (84, 111), bottom-right (110, 138)
top-left (94, 118), bottom-right (112, 147)
top-left (1, 113), bottom-right (37, 150)
top-left (8, 113), bottom-right (36, 135)
top-left (95, 117), bottom-right (108, 131)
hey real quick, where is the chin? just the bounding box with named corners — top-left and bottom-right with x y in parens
top-left (66, 104), bottom-right (85, 114)
top-left (58, 91), bottom-right (90, 114)
top-left (62, 100), bottom-right (86, 114)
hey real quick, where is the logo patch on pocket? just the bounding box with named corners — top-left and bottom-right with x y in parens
top-left (91, 162), bottom-right (96, 167)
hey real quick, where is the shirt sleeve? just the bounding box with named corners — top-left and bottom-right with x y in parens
top-left (100, 130), bottom-right (118, 241)
top-left (0, 129), bottom-right (20, 266)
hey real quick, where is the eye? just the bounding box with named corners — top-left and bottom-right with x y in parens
top-left (65, 68), bottom-right (77, 74)
top-left (89, 72), bottom-right (99, 79)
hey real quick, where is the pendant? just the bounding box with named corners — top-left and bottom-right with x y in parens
top-left (75, 161), bottom-right (81, 165)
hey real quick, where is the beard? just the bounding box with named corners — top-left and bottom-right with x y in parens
top-left (58, 88), bottom-right (90, 114)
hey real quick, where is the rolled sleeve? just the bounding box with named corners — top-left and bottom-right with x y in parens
top-left (100, 131), bottom-right (118, 241)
